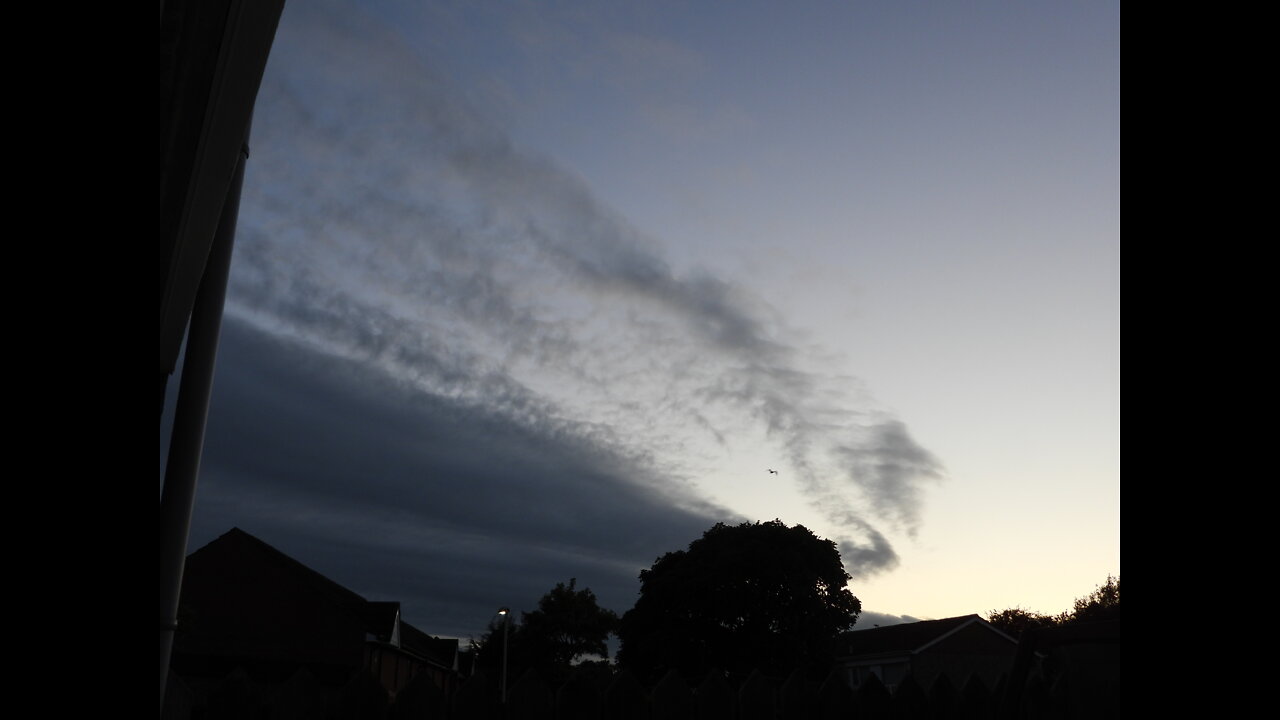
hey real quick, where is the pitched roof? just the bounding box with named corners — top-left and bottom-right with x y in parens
top-left (176, 527), bottom-right (471, 687)
top-left (400, 620), bottom-right (459, 670)
top-left (366, 601), bottom-right (402, 641)
top-left (185, 527), bottom-right (442, 653)
top-left (190, 527), bottom-right (371, 615)
top-left (838, 614), bottom-right (1016, 658)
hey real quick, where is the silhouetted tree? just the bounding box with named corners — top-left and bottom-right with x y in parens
top-left (473, 579), bottom-right (617, 687)
top-left (987, 574), bottom-right (1120, 637)
top-left (1067, 574), bottom-right (1120, 624)
top-left (617, 520), bottom-right (861, 684)
top-left (986, 607), bottom-right (1063, 638)
top-left (521, 579), bottom-right (617, 668)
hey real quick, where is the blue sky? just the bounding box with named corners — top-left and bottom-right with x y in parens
top-left (168, 0), bottom-right (1119, 640)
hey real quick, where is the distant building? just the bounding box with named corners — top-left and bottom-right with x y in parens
top-left (172, 527), bottom-right (461, 697)
top-left (835, 614), bottom-right (1018, 692)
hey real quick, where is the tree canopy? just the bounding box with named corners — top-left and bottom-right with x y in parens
top-left (473, 579), bottom-right (617, 687)
top-left (987, 574), bottom-right (1120, 638)
top-left (616, 520), bottom-right (861, 684)
top-left (986, 607), bottom-right (1063, 638)
top-left (1069, 574), bottom-right (1120, 624)
top-left (520, 578), bottom-right (618, 668)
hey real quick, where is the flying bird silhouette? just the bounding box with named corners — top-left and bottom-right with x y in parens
top-left (768, 469), bottom-right (778, 475)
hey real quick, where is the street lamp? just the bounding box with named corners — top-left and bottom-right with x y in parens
top-left (497, 607), bottom-right (510, 702)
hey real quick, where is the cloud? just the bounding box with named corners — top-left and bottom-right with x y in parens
top-left (834, 419), bottom-right (944, 538)
top-left (853, 611), bottom-right (926, 630)
top-left (194, 319), bottom-right (738, 638)
top-left (194, 0), bottom-right (947, 635)
top-left (838, 523), bottom-right (899, 579)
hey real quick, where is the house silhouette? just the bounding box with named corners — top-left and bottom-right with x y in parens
top-left (836, 614), bottom-right (1019, 692)
top-left (172, 527), bottom-right (462, 697)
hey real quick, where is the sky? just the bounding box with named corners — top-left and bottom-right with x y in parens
top-left (164, 0), bottom-right (1119, 642)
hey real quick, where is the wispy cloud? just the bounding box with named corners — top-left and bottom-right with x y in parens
top-left (208, 0), bottom-right (944, 622)
top-left (854, 611), bottom-right (926, 630)
top-left (196, 320), bottom-right (734, 634)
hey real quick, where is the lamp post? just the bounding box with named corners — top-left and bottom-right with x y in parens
top-left (497, 607), bottom-right (510, 702)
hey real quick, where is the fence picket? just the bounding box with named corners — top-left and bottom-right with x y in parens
top-left (854, 672), bottom-right (891, 720)
top-left (391, 667), bottom-right (447, 720)
top-left (777, 669), bottom-right (811, 720)
top-left (815, 669), bottom-right (852, 720)
top-left (208, 667), bottom-right (264, 720)
top-left (453, 670), bottom-right (499, 720)
top-left (507, 668), bottom-right (553, 720)
top-left (928, 672), bottom-right (959, 719)
top-left (696, 670), bottom-right (734, 720)
top-left (162, 670), bottom-right (195, 720)
top-left (891, 674), bottom-right (929, 720)
top-left (652, 670), bottom-right (695, 720)
top-left (738, 670), bottom-right (775, 720)
top-left (168, 655), bottom-right (1114, 719)
top-left (603, 669), bottom-right (650, 720)
top-left (334, 669), bottom-right (390, 720)
top-left (556, 668), bottom-right (602, 720)
top-left (270, 668), bottom-right (327, 720)
top-left (959, 673), bottom-right (993, 720)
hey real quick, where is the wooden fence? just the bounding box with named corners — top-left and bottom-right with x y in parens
top-left (163, 661), bottom-right (1113, 720)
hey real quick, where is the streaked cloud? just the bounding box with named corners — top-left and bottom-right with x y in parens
top-left (188, 1), bottom-right (946, 635)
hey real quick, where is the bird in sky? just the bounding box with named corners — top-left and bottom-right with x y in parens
top-left (768, 469), bottom-right (778, 475)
